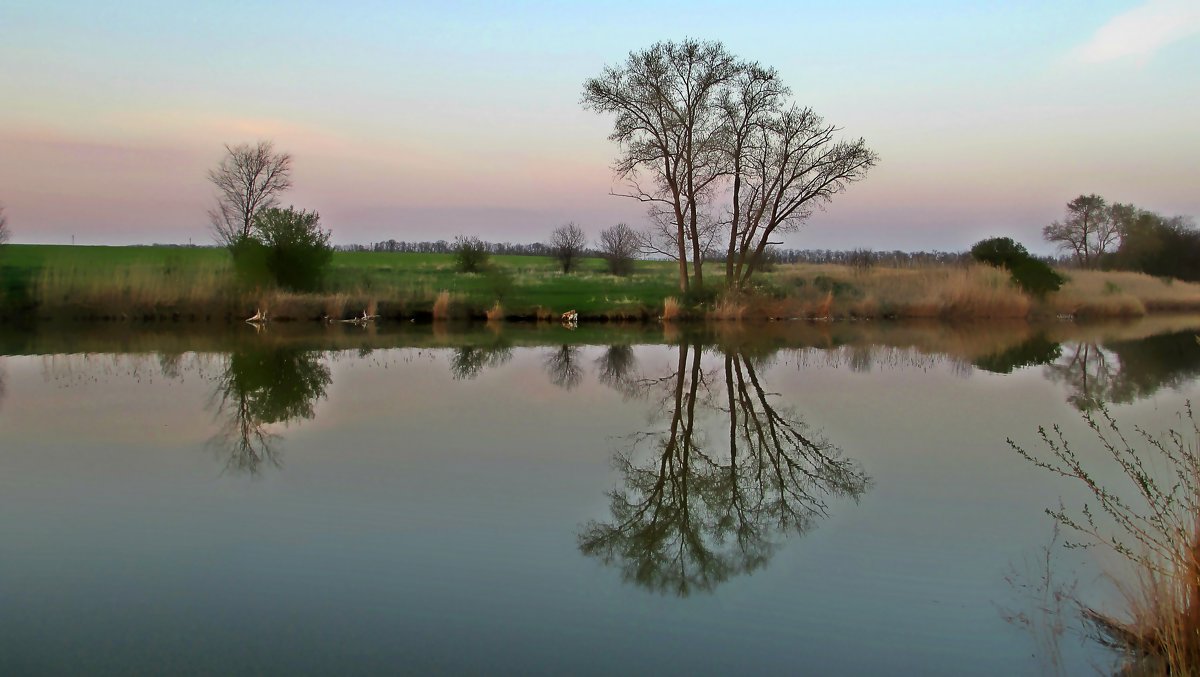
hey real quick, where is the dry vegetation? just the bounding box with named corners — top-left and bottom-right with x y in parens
top-left (1011, 405), bottom-right (1200, 675)
top-left (746, 264), bottom-right (1200, 321)
top-left (1051, 269), bottom-right (1200, 317)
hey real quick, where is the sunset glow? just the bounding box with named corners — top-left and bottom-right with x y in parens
top-left (1, 0), bottom-right (1196, 252)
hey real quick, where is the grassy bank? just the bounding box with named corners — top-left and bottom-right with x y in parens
top-left (3, 245), bottom-right (1200, 322)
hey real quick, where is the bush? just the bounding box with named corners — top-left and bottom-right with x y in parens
top-left (453, 236), bottom-right (491, 273)
top-left (970, 237), bottom-right (1029, 269)
top-left (483, 265), bottom-right (514, 301)
top-left (252, 207), bottom-right (333, 291)
top-left (1008, 258), bottom-right (1064, 298)
top-left (230, 235), bottom-right (273, 288)
top-left (971, 237), bottom-right (1063, 298)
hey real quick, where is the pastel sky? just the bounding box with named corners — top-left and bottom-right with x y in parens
top-left (1, 0), bottom-right (1197, 252)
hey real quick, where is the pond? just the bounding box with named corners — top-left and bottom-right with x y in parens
top-left (1, 317), bottom-right (1199, 675)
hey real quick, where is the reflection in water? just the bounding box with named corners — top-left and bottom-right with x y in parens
top-left (1045, 331), bottom-right (1200, 410)
top-left (544, 345), bottom-right (584, 391)
top-left (450, 341), bottom-right (513, 380)
top-left (209, 348), bottom-right (331, 475)
top-left (972, 334), bottom-right (1062, 375)
top-left (595, 345), bottom-right (639, 399)
top-left (580, 343), bottom-right (870, 596)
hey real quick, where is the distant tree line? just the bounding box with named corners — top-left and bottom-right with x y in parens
top-left (336, 239), bottom-right (552, 255)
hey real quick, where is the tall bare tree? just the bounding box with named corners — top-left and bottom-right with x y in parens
top-left (583, 39), bottom-right (739, 292)
top-left (584, 40), bottom-right (876, 293)
top-left (207, 141), bottom-right (293, 247)
top-left (1043, 194), bottom-right (1117, 268)
top-left (718, 64), bottom-right (787, 284)
top-left (549, 222), bottom-right (588, 273)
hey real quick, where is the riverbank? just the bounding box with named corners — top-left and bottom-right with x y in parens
top-left (2, 245), bottom-right (1199, 322)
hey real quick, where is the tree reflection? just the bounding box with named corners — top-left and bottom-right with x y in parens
top-left (544, 345), bottom-right (584, 390)
top-left (1045, 331), bottom-right (1200, 410)
top-left (580, 342), bottom-right (870, 595)
top-left (449, 341), bottom-right (512, 380)
top-left (972, 333), bottom-right (1062, 374)
top-left (209, 347), bottom-right (332, 475)
top-left (595, 344), bottom-right (639, 398)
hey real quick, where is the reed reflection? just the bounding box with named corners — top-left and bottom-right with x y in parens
top-left (209, 347), bottom-right (331, 475)
top-left (580, 342), bottom-right (870, 596)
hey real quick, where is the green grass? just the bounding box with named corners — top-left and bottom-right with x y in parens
top-left (0, 244), bottom-right (688, 320)
top-left (9, 245), bottom-right (1196, 323)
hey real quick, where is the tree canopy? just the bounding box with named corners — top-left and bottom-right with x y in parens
top-left (583, 39), bottom-right (877, 293)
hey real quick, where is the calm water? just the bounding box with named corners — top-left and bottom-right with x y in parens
top-left (1, 318), bottom-right (1199, 675)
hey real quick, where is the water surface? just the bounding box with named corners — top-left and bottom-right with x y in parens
top-left (2, 318), bottom-right (1199, 675)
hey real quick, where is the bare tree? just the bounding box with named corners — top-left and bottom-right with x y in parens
top-left (1043, 194), bottom-right (1117, 268)
top-left (583, 39), bottom-right (739, 292)
top-left (728, 106), bottom-right (878, 287)
top-left (549, 222), bottom-right (587, 273)
top-left (584, 40), bottom-right (877, 293)
top-left (718, 64), bottom-right (787, 284)
top-left (597, 222), bottom-right (641, 275)
top-left (0, 202), bottom-right (10, 246)
top-left (207, 141), bottom-right (293, 247)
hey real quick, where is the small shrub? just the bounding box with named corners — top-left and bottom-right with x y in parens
top-left (1009, 258), bottom-right (1064, 298)
top-left (1104, 280), bottom-right (1122, 295)
top-left (453, 236), bottom-right (491, 273)
top-left (682, 284), bottom-right (719, 308)
top-left (483, 265), bottom-right (514, 301)
top-left (486, 301), bottom-right (504, 322)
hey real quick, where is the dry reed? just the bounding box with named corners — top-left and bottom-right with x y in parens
top-left (662, 296), bottom-right (681, 321)
top-left (324, 293), bottom-right (349, 321)
top-left (432, 290), bottom-right (452, 320)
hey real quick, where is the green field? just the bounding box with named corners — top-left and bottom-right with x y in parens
top-left (0, 245), bottom-right (686, 320)
top-left (6, 244), bottom-right (1198, 323)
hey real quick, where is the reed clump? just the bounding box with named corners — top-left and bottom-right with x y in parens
top-left (662, 296), bottom-right (681, 321)
top-left (1010, 404), bottom-right (1200, 674)
top-left (432, 290), bottom-right (452, 320)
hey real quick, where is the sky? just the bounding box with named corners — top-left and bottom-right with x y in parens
top-left (1, 0), bottom-right (1197, 252)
